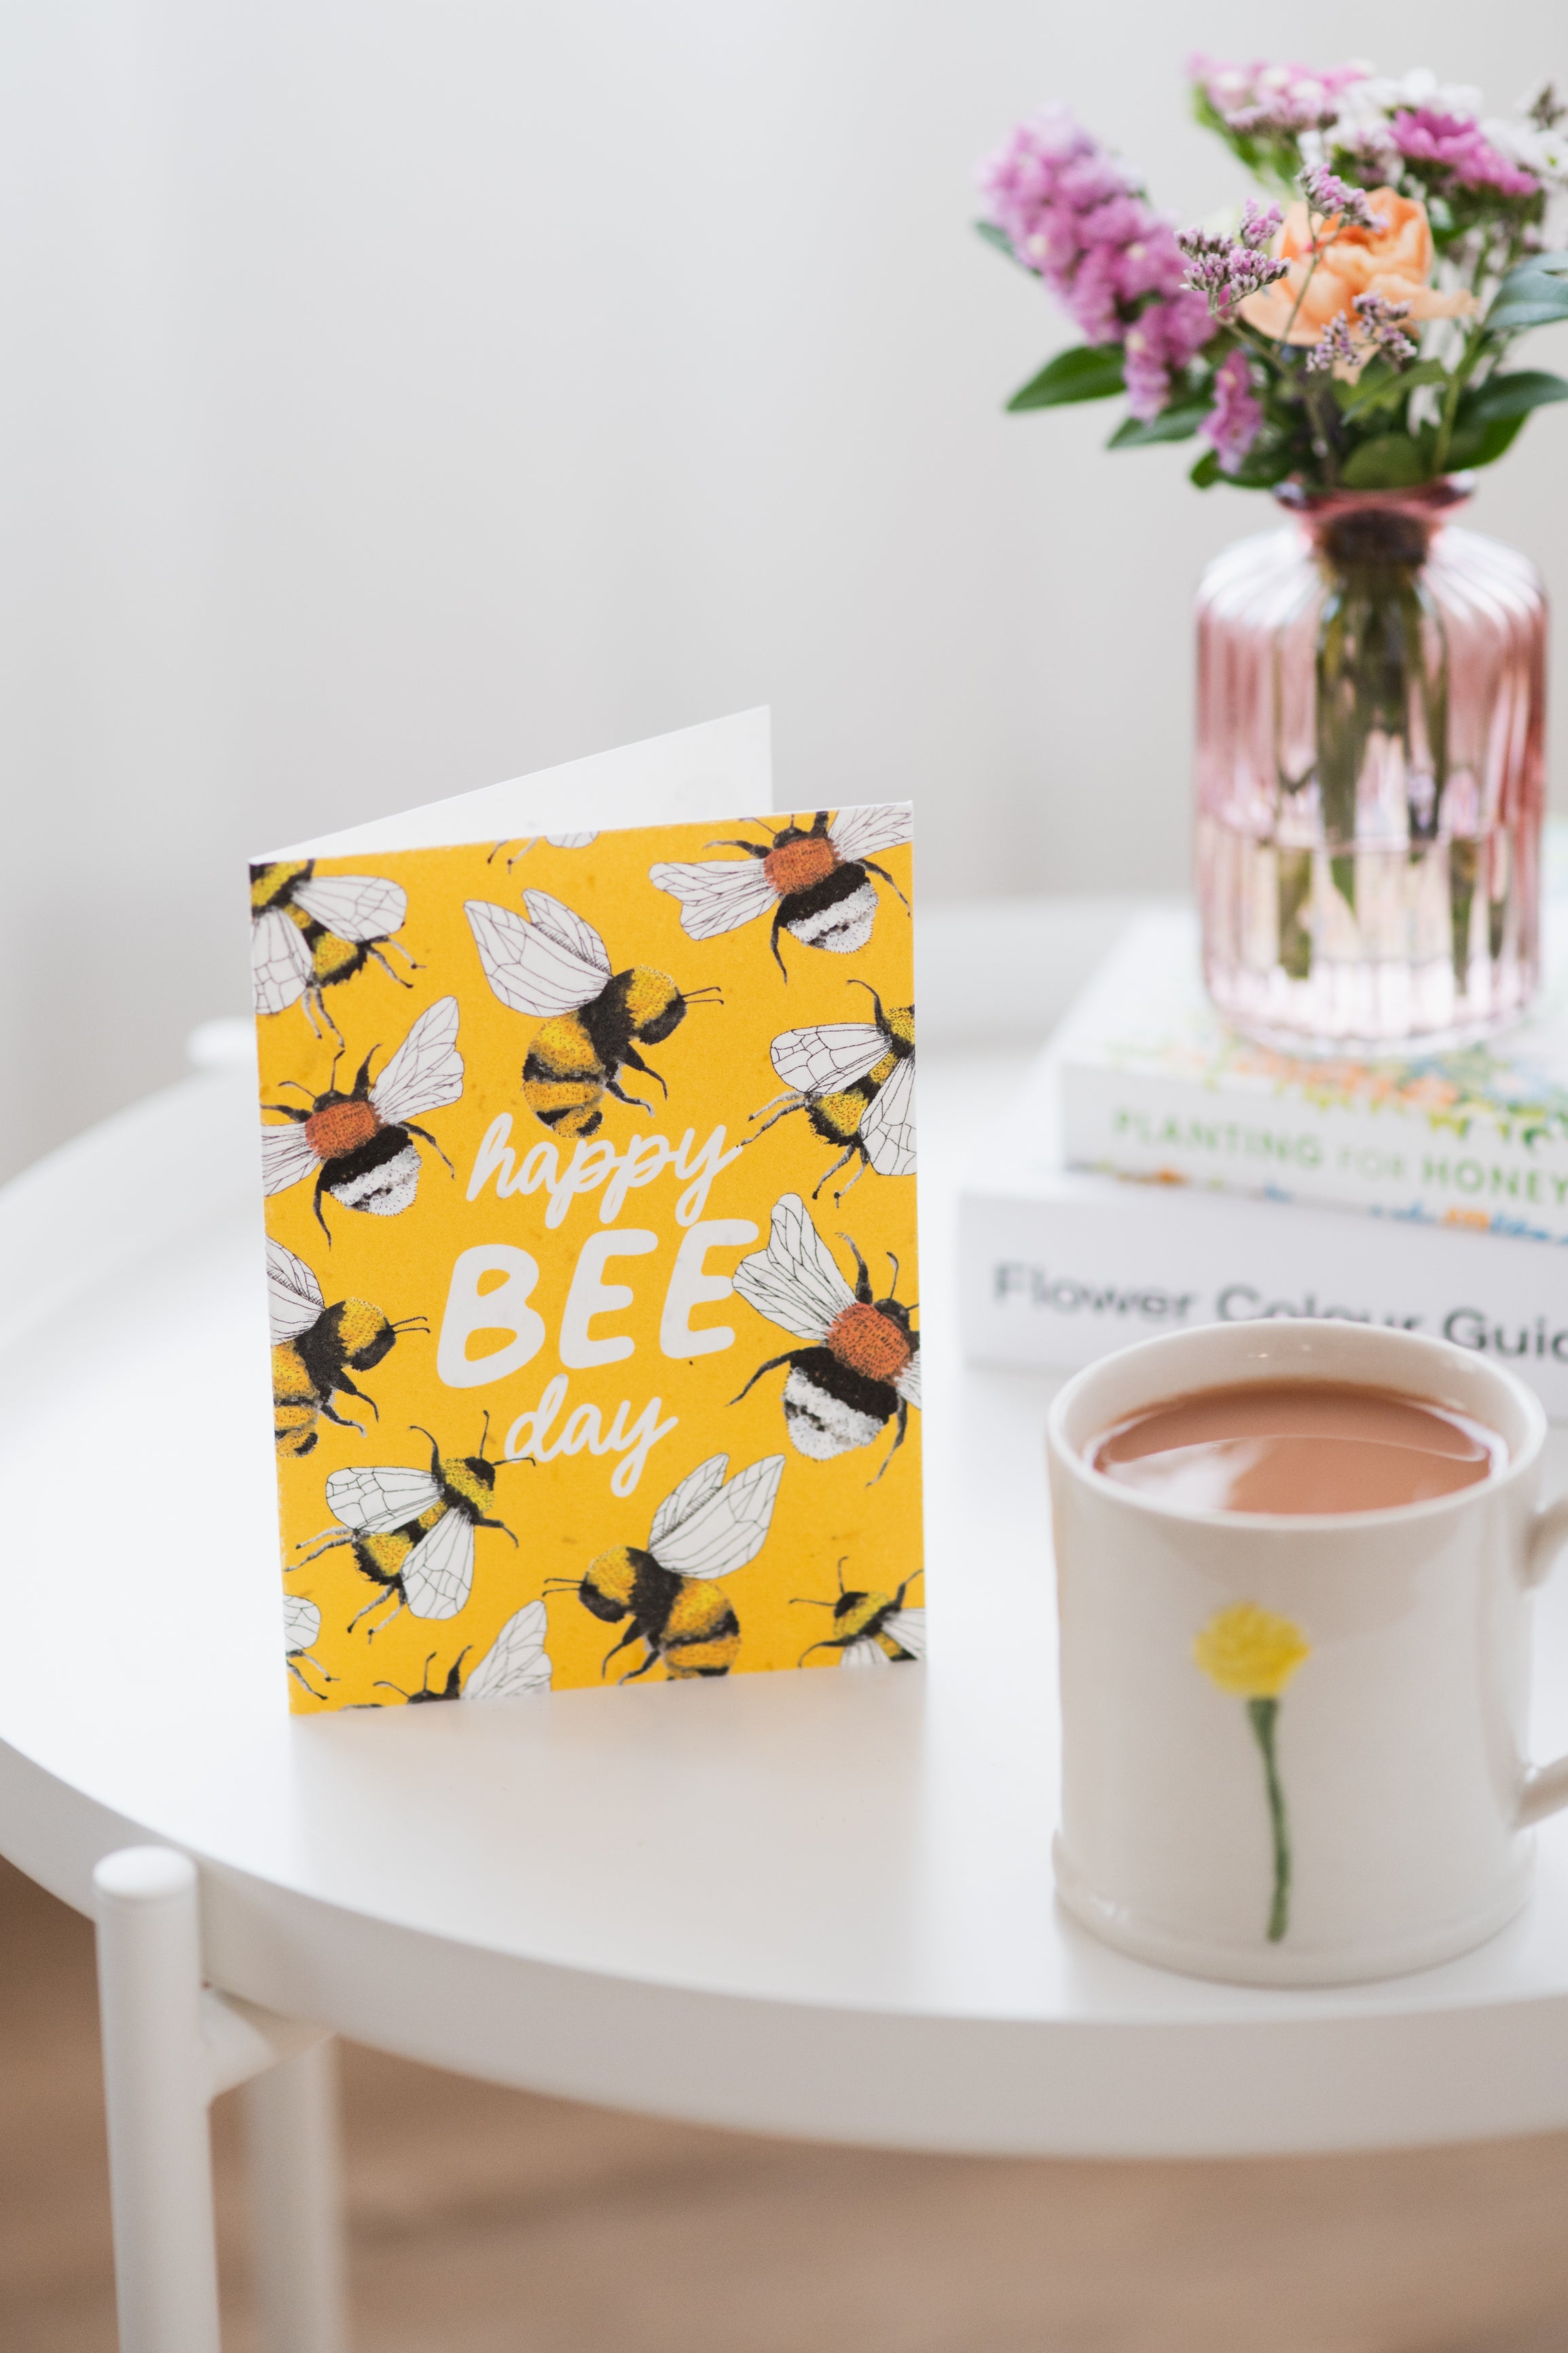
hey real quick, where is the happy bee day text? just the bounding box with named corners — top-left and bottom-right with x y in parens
top-left (466, 1115), bottom-right (742, 1227)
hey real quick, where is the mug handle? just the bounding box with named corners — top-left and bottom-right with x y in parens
top-left (1517, 1497), bottom-right (1568, 1826)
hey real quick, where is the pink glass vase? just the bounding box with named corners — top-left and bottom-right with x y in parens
top-left (1195, 482), bottom-right (1546, 1052)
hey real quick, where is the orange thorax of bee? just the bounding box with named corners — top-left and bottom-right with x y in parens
top-left (828, 1301), bottom-right (911, 1384)
top-left (306, 1098), bottom-right (382, 1160)
top-left (765, 836), bottom-right (838, 897)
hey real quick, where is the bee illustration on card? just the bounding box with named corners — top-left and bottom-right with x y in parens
top-left (464, 890), bottom-right (721, 1138)
top-left (372, 1601), bottom-right (553, 1705)
top-left (486, 832), bottom-right (599, 869)
top-left (649, 806), bottom-right (911, 975)
top-left (261, 996), bottom-right (462, 1236)
top-left (547, 1452), bottom-right (784, 1681)
top-left (749, 984), bottom-right (915, 1201)
top-left (267, 1239), bottom-right (426, 1458)
top-left (795, 1561), bottom-right (925, 1669)
top-left (732, 1194), bottom-right (919, 1479)
top-left (251, 861), bottom-right (417, 1039)
top-left (284, 1594), bottom-right (335, 1700)
top-left (293, 1415), bottom-right (525, 1637)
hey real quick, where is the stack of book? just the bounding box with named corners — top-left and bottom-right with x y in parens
top-left (960, 827), bottom-right (1568, 1416)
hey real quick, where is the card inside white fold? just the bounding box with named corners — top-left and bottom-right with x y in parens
top-left (260, 706), bottom-right (773, 860)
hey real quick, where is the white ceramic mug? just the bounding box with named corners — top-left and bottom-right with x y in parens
top-left (1047, 1320), bottom-right (1568, 1986)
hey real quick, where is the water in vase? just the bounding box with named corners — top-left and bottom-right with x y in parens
top-left (1196, 486), bottom-right (1546, 1054)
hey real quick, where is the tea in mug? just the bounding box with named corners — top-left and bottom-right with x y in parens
top-left (1088, 1380), bottom-right (1505, 1515)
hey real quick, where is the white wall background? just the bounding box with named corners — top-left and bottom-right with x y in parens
top-left (3, 0), bottom-right (1566, 1176)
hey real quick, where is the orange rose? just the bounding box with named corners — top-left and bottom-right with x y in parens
top-left (1239, 188), bottom-right (1478, 345)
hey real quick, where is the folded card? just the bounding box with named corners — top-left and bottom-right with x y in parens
top-left (253, 711), bottom-right (923, 1710)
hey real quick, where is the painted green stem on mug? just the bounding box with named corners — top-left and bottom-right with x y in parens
top-left (1247, 1695), bottom-right (1291, 1943)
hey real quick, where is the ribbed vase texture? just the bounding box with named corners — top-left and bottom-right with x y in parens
top-left (1196, 487), bottom-right (1546, 1051)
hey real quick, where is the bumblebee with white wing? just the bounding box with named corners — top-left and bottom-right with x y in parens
top-left (294, 1416), bottom-right (526, 1638)
top-left (372, 1602), bottom-right (553, 1705)
top-left (794, 1560), bottom-right (925, 1668)
top-left (260, 995), bottom-right (463, 1237)
top-left (548, 1453), bottom-right (784, 1681)
top-left (733, 1194), bottom-right (919, 1479)
top-left (465, 890), bottom-right (719, 1138)
top-left (649, 805), bottom-right (911, 975)
top-left (749, 982), bottom-right (915, 1202)
top-left (284, 1595), bottom-right (335, 1700)
top-left (267, 1238), bottom-right (426, 1457)
top-left (487, 832), bottom-right (600, 869)
top-left (251, 860), bottom-right (416, 1038)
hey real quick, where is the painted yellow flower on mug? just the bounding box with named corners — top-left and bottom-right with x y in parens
top-left (1193, 1603), bottom-right (1311, 1700)
top-left (1194, 1603), bottom-right (1311, 1941)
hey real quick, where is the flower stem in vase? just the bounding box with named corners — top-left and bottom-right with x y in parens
top-left (1247, 1695), bottom-right (1292, 1942)
top-left (1315, 510), bottom-right (1438, 930)
top-left (1314, 582), bottom-right (1373, 923)
top-left (1451, 836), bottom-right (1479, 993)
top-left (1277, 846), bottom-right (1313, 980)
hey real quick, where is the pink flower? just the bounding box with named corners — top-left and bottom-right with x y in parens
top-left (1078, 194), bottom-right (1154, 248)
top-left (1177, 217), bottom-right (1289, 316)
top-left (1122, 293), bottom-right (1212, 420)
top-left (977, 108), bottom-right (1215, 414)
top-left (1200, 347), bottom-right (1263, 473)
top-left (1390, 107), bottom-right (1541, 197)
top-left (1298, 166), bottom-right (1387, 232)
top-left (1063, 246), bottom-right (1124, 344)
top-left (1190, 54), bottom-right (1368, 139)
top-left (1305, 291), bottom-right (1417, 379)
top-left (977, 108), bottom-right (1133, 298)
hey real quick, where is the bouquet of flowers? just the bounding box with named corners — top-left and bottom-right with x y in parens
top-left (977, 62), bottom-right (1568, 491)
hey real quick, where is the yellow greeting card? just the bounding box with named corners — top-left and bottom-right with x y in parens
top-left (253, 712), bottom-right (922, 1710)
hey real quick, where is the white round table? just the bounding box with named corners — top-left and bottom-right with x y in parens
top-left (7, 1035), bottom-right (1568, 2346)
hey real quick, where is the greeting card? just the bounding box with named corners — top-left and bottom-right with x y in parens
top-left (253, 712), bottom-right (922, 1710)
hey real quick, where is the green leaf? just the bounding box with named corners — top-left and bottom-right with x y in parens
top-left (1336, 359), bottom-right (1448, 421)
top-left (1341, 435), bottom-right (1429, 488)
top-left (1189, 448), bottom-right (1222, 488)
top-left (1107, 401), bottom-right (1210, 448)
top-left (974, 220), bottom-right (1020, 264)
top-left (1226, 442), bottom-right (1296, 488)
top-left (1460, 370), bottom-right (1568, 425)
top-left (1004, 344), bottom-right (1126, 412)
top-left (1445, 412), bottom-right (1528, 470)
top-left (1485, 268), bottom-right (1568, 337)
top-left (1487, 288), bottom-right (1568, 334)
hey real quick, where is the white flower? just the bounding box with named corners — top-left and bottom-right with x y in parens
top-left (1390, 66), bottom-right (1484, 115)
top-left (1334, 67), bottom-right (1487, 145)
top-left (1494, 113), bottom-right (1568, 187)
top-left (1208, 67), bottom-right (1252, 107)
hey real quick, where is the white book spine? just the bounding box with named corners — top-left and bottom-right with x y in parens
top-left (960, 1172), bottom-right (1568, 1418)
top-left (1059, 1060), bottom-right (1568, 1244)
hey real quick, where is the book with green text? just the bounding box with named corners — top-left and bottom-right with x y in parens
top-left (1059, 826), bottom-right (1568, 1244)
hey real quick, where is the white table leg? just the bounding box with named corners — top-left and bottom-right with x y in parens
top-left (243, 2039), bottom-right (350, 2353)
top-left (94, 1847), bottom-right (224, 2353)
